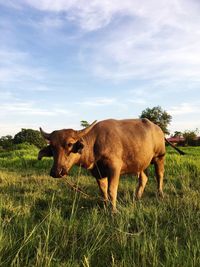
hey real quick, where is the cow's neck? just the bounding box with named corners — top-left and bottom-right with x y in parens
top-left (77, 133), bottom-right (95, 169)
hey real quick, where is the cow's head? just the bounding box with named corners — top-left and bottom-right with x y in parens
top-left (38, 121), bottom-right (97, 178)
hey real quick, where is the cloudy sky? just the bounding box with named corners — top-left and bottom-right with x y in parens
top-left (0, 0), bottom-right (200, 136)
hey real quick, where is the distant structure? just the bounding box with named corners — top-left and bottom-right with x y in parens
top-left (167, 136), bottom-right (185, 145)
top-left (167, 136), bottom-right (200, 146)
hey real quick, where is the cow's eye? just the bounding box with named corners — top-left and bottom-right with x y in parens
top-left (67, 142), bottom-right (73, 148)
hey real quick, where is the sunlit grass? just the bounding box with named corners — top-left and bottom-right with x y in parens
top-left (0, 145), bottom-right (200, 266)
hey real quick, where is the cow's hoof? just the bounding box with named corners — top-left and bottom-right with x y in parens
top-left (158, 191), bottom-right (164, 199)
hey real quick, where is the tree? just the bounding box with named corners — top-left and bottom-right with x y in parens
top-left (80, 120), bottom-right (90, 128)
top-left (173, 131), bottom-right (183, 138)
top-left (0, 135), bottom-right (13, 149)
top-left (139, 106), bottom-right (172, 134)
top-left (13, 129), bottom-right (46, 148)
top-left (183, 129), bottom-right (199, 146)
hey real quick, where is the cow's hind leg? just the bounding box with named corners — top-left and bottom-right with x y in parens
top-left (135, 171), bottom-right (148, 200)
top-left (154, 156), bottom-right (165, 198)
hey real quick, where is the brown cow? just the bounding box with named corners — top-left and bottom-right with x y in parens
top-left (38, 118), bottom-right (184, 212)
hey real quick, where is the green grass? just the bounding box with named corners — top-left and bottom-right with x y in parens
top-left (0, 144), bottom-right (200, 266)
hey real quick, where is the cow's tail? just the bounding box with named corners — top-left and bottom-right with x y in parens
top-left (165, 138), bottom-right (185, 155)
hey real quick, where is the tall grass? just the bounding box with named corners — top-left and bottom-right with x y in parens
top-left (0, 145), bottom-right (199, 266)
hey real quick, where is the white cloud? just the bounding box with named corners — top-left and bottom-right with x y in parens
top-left (0, 65), bottom-right (46, 83)
top-left (0, 50), bottom-right (28, 62)
top-left (26, 16), bottom-right (66, 32)
top-left (24, 0), bottom-right (130, 31)
top-left (169, 119), bottom-right (200, 133)
top-left (74, 1), bottom-right (200, 83)
top-left (0, 91), bottom-right (14, 100)
top-left (0, 101), bottom-right (71, 116)
top-left (31, 85), bottom-right (51, 92)
top-left (128, 98), bottom-right (147, 105)
top-left (0, 49), bottom-right (46, 83)
top-left (168, 103), bottom-right (200, 116)
top-left (20, 0), bottom-right (200, 32)
top-left (81, 23), bottom-right (200, 82)
top-left (0, 0), bottom-right (22, 9)
top-left (4, 1), bottom-right (200, 83)
top-left (78, 97), bottom-right (116, 106)
top-left (0, 90), bottom-right (72, 117)
top-left (39, 17), bottom-right (64, 28)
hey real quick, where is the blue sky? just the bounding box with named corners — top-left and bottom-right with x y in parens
top-left (0, 0), bottom-right (200, 136)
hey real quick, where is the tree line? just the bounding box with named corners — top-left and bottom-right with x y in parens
top-left (0, 106), bottom-right (199, 151)
top-left (0, 129), bottom-right (46, 151)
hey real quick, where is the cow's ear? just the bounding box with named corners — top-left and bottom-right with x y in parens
top-left (38, 146), bottom-right (53, 160)
top-left (72, 140), bottom-right (84, 154)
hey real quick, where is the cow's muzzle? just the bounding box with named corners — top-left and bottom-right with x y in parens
top-left (50, 167), bottom-right (68, 178)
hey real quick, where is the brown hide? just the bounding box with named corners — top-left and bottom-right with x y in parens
top-left (39, 118), bottom-right (166, 211)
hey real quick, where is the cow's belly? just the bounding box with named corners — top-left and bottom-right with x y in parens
top-left (121, 154), bottom-right (152, 175)
top-left (90, 152), bottom-right (153, 178)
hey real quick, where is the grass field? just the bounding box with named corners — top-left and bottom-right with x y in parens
top-left (0, 144), bottom-right (200, 266)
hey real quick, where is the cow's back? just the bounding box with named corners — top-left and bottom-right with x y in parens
top-left (91, 118), bottom-right (165, 175)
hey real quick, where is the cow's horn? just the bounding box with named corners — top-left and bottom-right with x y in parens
top-left (39, 127), bottom-right (50, 140)
top-left (78, 120), bottom-right (97, 137)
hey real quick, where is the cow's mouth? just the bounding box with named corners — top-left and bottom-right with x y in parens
top-left (50, 167), bottom-right (68, 178)
top-left (60, 168), bottom-right (68, 177)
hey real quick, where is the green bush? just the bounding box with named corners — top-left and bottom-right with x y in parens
top-left (13, 129), bottom-right (46, 148)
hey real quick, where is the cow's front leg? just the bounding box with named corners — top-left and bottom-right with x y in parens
top-left (108, 167), bottom-right (121, 213)
top-left (96, 177), bottom-right (108, 207)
